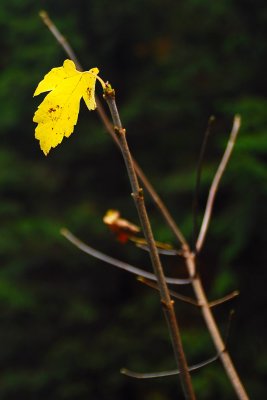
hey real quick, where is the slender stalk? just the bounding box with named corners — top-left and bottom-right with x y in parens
top-left (121, 353), bottom-right (219, 379)
top-left (40, 13), bottom-right (249, 399)
top-left (138, 276), bottom-right (239, 308)
top-left (192, 115), bottom-right (215, 249)
top-left (104, 88), bottom-right (196, 400)
top-left (60, 228), bottom-right (191, 285)
top-left (196, 115), bottom-right (241, 252)
top-left (39, 11), bottom-right (82, 71)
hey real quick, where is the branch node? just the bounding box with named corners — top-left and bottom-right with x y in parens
top-left (131, 188), bottom-right (144, 201)
top-left (138, 187), bottom-right (144, 198)
top-left (161, 299), bottom-right (175, 310)
top-left (103, 83), bottom-right (115, 99)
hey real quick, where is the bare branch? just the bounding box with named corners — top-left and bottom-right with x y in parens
top-left (121, 353), bottom-right (219, 379)
top-left (61, 228), bottom-right (191, 285)
top-left (209, 291), bottom-right (239, 308)
top-left (196, 115), bottom-right (241, 253)
top-left (185, 253), bottom-right (249, 400)
top-left (192, 116), bottom-right (215, 249)
top-left (138, 276), bottom-right (239, 308)
top-left (39, 11), bottom-right (82, 71)
top-left (138, 276), bottom-right (199, 306)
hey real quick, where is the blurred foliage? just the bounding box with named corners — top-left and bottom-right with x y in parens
top-left (0, 0), bottom-right (266, 399)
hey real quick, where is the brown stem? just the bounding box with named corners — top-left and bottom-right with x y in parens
top-left (186, 254), bottom-right (249, 400)
top-left (39, 11), bottom-right (82, 71)
top-left (104, 89), bottom-right (195, 400)
top-left (138, 276), bottom-right (239, 308)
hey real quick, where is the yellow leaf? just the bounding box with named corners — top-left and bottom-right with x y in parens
top-left (33, 59), bottom-right (99, 155)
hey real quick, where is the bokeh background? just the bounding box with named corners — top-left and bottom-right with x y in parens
top-left (0, 0), bottom-right (266, 399)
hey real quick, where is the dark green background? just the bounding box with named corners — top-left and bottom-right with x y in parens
top-left (0, 0), bottom-right (266, 399)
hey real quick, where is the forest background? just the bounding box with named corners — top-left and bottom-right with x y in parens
top-left (0, 0), bottom-right (266, 399)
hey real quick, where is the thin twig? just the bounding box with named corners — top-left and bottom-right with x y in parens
top-left (224, 309), bottom-right (236, 347)
top-left (121, 353), bottom-right (219, 379)
top-left (60, 228), bottom-right (191, 285)
top-left (137, 276), bottom-right (199, 306)
top-left (209, 291), bottom-right (239, 308)
top-left (196, 115), bottom-right (241, 253)
top-left (136, 242), bottom-right (181, 255)
top-left (39, 11), bottom-right (82, 71)
top-left (138, 276), bottom-right (239, 308)
top-left (192, 116), bottom-right (215, 250)
top-left (104, 89), bottom-right (196, 399)
top-left (185, 253), bottom-right (249, 400)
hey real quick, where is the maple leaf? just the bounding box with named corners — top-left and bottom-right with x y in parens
top-left (33, 59), bottom-right (102, 155)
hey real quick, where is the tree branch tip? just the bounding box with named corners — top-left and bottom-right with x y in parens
top-left (39, 10), bottom-right (47, 17)
top-left (234, 114), bottom-right (241, 123)
top-left (209, 115), bottom-right (216, 122)
top-left (39, 10), bottom-right (49, 22)
top-left (233, 114), bottom-right (241, 131)
top-left (60, 227), bottom-right (69, 237)
top-left (207, 290), bottom-right (240, 308)
top-left (120, 368), bottom-right (127, 375)
top-left (120, 368), bottom-right (148, 379)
